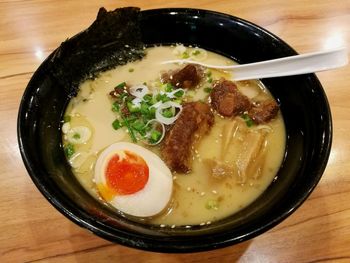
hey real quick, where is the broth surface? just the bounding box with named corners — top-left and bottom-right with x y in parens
top-left (63, 46), bottom-right (286, 226)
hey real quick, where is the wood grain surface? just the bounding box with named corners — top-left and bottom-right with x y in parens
top-left (1, 0), bottom-right (350, 262)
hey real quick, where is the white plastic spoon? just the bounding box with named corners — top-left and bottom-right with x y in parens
top-left (161, 47), bottom-right (348, 81)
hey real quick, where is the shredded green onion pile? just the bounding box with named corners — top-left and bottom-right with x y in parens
top-left (110, 82), bottom-right (186, 144)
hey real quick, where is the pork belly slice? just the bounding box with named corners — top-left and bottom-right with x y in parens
top-left (162, 64), bottom-right (204, 89)
top-left (161, 101), bottom-right (214, 173)
top-left (210, 79), bottom-right (279, 123)
top-left (210, 79), bottom-right (252, 117)
top-left (248, 100), bottom-right (279, 124)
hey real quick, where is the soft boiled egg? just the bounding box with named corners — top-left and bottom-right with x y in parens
top-left (94, 142), bottom-right (173, 217)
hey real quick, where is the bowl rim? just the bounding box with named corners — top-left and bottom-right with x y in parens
top-left (17, 7), bottom-right (333, 253)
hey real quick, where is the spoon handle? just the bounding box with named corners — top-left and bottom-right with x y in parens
top-left (161, 47), bottom-right (348, 81)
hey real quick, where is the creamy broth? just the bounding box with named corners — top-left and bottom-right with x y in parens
top-left (62, 46), bottom-right (286, 226)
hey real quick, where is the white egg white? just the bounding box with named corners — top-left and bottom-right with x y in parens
top-left (94, 142), bottom-right (173, 217)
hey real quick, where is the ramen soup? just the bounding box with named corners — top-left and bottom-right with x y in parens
top-left (62, 45), bottom-right (286, 226)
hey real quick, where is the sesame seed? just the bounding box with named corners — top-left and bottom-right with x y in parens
top-left (187, 187), bottom-right (192, 192)
top-left (212, 190), bottom-right (218, 194)
top-left (173, 176), bottom-right (177, 180)
top-left (160, 224), bottom-right (166, 228)
top-left (200, 192), bottom-right (206, 196)
top-left (185, 225), bottom-right (191, 229)
top-left (200, 222), bottom-right (206, 226)
top-left (206, 221), bottom-right (211, 225)
top-left (171, 225), bottom-right (176, 228)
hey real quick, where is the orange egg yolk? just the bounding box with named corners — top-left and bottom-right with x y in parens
top-left (104, 151), bottom-right (149, 196)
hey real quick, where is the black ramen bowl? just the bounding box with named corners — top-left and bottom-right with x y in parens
top-left (18, 8), bottom-right (332, 252)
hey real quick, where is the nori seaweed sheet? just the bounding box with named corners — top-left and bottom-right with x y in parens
top-left (47, 7), bottom-right (145, 96)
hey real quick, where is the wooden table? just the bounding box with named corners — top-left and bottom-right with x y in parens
top-left (1, 1), bottom-right (350, 262)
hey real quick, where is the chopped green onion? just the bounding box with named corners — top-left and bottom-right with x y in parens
top-left (207, 77), bottom-right (213, 83)
top-left (204, 87), bottom-right (213, 93)
top-left (242, 114), bottom-right (254, 127)
top-left (149, 107), bottom-right (156, 117)
top-left (127, 101), bottom-right (141, 113)
top-left (174, 89), bottom-right (184, 97)
top-left (66, 126), bottom-right (91, 144)
top-left (205, 200), bottom-right (219, 210)
top-left (63, 115), bottom-right (71, 123)
top-left (162, 108), bottom-right (174, 118)
top-left (207, 71), bottom-right (212, 77)
top-left (116, 82), bottom-right (126, 89)
top-left (140, 102), bottom-right (149, 114)
top-left (143, 94), bottom-right (152, 102)
top-left (150, 130), bottom-right (162, 143)
top-left (181, 51), bottom-right (190, 59)
top-left (192, 50), bottom-right (201, 56)
top-left (172, 98), bottom-right (182, 104)
top-left (122, 116), bottom-right (138, 124)
top-left (131, 120), bottom-right (145, 131)
top-left (165, 83), bottom-right (173, 92)
top-left (112, 101), bottom-right (120, 112)
top-left (73, 133), bottom-right (81, 139)
top-left (110, 78), bottom-right (186, 143)
top-left (64, 144), bottom-right (75, 159)
top-left (112, 119), bottom-right (123, 130)
top-left (119, 92), bottom-right (128, 99)
top-left (122, 116), bottom-right (137, 142)
top-left (156, 93), bottom-right (171, 103)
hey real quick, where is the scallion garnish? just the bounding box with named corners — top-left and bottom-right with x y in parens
top-left (192, 50), bottom-right (201, 56)
top-left (162, 108), bottom-right (174, 118)
top-left (63, 115), bottom-right (71, 123)
top-left (174, 89), bottom-right (184, 97)
top-left (241, 114), bottom-right (254, 127)
top-left (150, 130), bottom-right (162, 143)
top-left (64, 144), bottom-right (75, 159)
top-left (204, 87), bottom-right (213, 93)
top-left (73, 133), bottom-right (81, 139)
top-left (116, 82), bottom-right (126, 89)
top-left (109, 81), bottom-right (185, 144)
top-left (205, 200), bottom-right (219, 210)
top-left (164, 83), bottom-right (174, 92)
top-left (112, 102), bottom-right (120, 112)
top-left (127, 101), bottom-right (141, 113)
top-left (122, 116), bottom-right (137, 143)
top-left (112, 119), bottom-right (122, 130)
top-left (181, 51), bottom-right (190, 59)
